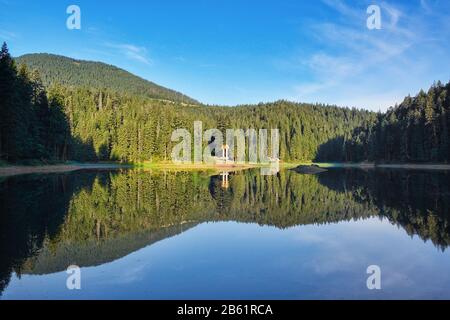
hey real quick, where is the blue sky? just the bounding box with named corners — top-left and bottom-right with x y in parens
top-left (1, 0), bottom-right (449, 111)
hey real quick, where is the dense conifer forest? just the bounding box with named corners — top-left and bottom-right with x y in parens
top-left (0, 44), bottom-right (71, 162)
top-left (339, 82), bottom-right (450, 163)
top-left (16, 53), bottom-right (197, 104)
top-left (1, 43), bottom-right (449, 163)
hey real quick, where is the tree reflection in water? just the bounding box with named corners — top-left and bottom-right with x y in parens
top-left (1, 168), bottom-right (449, 295)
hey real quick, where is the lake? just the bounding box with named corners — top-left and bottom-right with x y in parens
top-left (1, 168), bottom-right (450, 299)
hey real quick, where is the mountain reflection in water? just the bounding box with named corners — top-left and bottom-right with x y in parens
top-left (1, 168), bottom-right (449, 298)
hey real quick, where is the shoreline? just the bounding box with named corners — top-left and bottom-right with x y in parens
top-left (0, 163), bottom-right (129, 178)
top-left (315, 162), bottom-right (450, 170)
top-left (0, 162), bottom-right (259, 178)
top-left (1, 162), bottom-right (450, 178)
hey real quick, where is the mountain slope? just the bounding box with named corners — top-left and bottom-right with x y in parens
top-left (1, 45), bottom-right (375, 163)
top-left (15, 53), bottom-right (198, 104)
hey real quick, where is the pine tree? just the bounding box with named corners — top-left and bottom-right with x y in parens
top-left (0, 42), bottom-right (19, 160)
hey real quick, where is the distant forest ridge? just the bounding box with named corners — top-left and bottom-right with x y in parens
top-left (16, 53), bottom-right (198, 105)
top-left (1, 43), bottom-right (449, 163)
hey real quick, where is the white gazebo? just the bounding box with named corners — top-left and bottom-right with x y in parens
top-left (220, 144), bottom-right (230, 163)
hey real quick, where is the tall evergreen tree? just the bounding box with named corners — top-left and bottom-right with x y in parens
top-left (0, 42), bottom-right (17, 160)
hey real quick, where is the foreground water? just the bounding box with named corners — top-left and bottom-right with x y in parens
top-left (1, 168), bottom-right (450, 299)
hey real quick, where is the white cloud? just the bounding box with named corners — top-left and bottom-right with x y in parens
top-left (381, 2), bottom-right (402, 29)
top-left (284, 0), bottom-right (448, 111)
top-left (0, 30), bottom-right (18, 41)
top-left (105, 42), bottom-right (152, 65)
top-left (307, 53), bottom-right (359, 78)
top-left (420, 0), bottom-right (432, 13)
top-left (174, 56), bottom-right (186, 62)
top-left (294, 82), bottom-right (334, 99)
top-left (321, 0), bottom-right (361, 20)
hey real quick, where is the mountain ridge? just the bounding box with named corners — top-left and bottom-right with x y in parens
top-left (15, 53), bottom-right (198, 105)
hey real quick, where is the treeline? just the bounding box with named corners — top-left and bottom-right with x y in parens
top-left (332, 81), bottom-right (450, 162)
top-left (2, 43), bottom-right (374, 163)
top-left (3, 43), bottom-right (449, 163)
top-left (0, 43), bottom-right (74, 162)
top-left (59, 86), bottom-right (374, 162)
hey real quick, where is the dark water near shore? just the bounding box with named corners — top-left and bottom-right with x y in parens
top-left (1, 168), bottom-right (450, 299)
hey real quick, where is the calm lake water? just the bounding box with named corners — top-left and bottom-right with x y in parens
top-left (1, 168), bottom-right (450, 299)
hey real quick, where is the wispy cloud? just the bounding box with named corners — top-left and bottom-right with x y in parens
top-left (105, 42), bottom-right (152, 65)
top-left (285, 0), bottom-right (450, 110)
top-left (420, 0), bottom-right (432, 13)
top-left (321, 0), bottom-right (361, 20)
top-left (174, 56), bottom-right (186, 62)
top-left (381, 2), bottom-right (401, 29)
top-left (0, 30), bottom-right (18, 41)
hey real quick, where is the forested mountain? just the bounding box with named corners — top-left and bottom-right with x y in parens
top-left (1, 43), bottom-right (374, 163)
top-left (52, 87), bottom-right (374, 163)
top-left (337, 82), bottom-right (450, 163)
top-left (16, 53), bottom-right (197, 104)
top-left (1, 43), bottom-right (449, 163)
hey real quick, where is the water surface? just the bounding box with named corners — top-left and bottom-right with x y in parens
top-left (1, 168), bottom-right (449, 299)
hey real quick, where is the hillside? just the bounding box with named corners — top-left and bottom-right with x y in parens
top-left (0, 42), bottom-right (375, 163)
top-left (15, 53), bottom-right (198, 104)
top-left (4, 44), bottom-right (448, 164)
